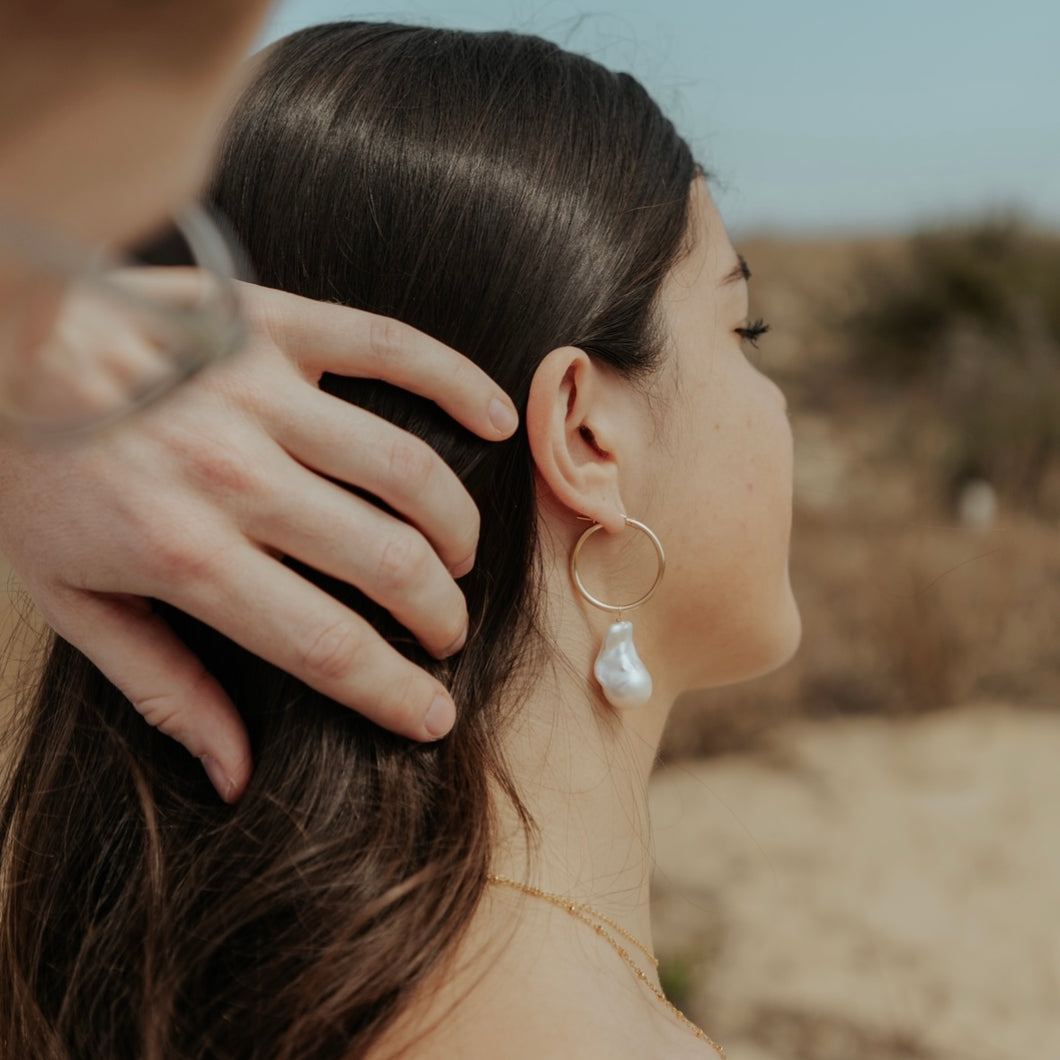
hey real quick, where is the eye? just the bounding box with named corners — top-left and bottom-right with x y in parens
top-left (735, 317), bottom-right (771, 349)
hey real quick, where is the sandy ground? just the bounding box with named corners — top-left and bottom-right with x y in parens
top-left (4, 558), bottom-right (1060, 1060)
top-left (650, 703), bottom-right (1060, 1060)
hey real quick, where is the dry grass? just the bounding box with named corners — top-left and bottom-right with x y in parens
top-left (661, 226), bottom-right (1060, 761)
top-left (652, 224), bottom-right (1060, 1059)
top-left (662, 507), bottom-right (1060, 760)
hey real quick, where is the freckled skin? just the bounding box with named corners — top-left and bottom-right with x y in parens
top-left (638, 179), bottom-right (800, 692)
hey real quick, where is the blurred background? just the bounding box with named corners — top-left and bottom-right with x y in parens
top-left (6, 2), bottom-right (1060, 1057)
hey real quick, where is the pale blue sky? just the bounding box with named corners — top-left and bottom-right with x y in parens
top-left (256, 1), bottom-right (1060, 236)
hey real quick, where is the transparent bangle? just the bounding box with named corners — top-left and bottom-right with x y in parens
top-left (0, 202), bottom-right (253, 442)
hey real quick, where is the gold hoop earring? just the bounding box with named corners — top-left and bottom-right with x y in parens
top-left (569, 516), bottom-right (665, 709)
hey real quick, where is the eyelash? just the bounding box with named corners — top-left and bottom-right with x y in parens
top-left (735, 318), bottom-right (771, 348)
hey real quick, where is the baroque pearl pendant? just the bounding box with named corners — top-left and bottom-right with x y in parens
top-left (593, 620), bottom-right (653, 709)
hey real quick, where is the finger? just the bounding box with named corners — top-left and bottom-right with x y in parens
top-left (273, 386), bottom-right (479, 575)
top-left (177, 548), bottom-right (458, 740)
top-left (238, 282), bottom-right (519, 440)
top-left (52, 590), bottom-right (252, 802)
top-left (250, 461), bottom-right (468, 659)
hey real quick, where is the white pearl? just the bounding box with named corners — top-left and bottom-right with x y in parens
top-left (593, 621), bottom-right (653, 709)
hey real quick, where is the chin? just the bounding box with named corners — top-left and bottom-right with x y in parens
top-left (685, 592), bottom-right (803, 692)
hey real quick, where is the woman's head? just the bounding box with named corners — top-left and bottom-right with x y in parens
top-left (620, 178), bottom-right (800, 694)
top-left (209, 20), bottom-right (797, 709)
top-left (0, 21), bottom-right (796, 1059)
top-left (205, 21), bottom-right (704, 711)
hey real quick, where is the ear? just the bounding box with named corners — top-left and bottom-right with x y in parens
top-left (526, 346), bottom-right (630, 534)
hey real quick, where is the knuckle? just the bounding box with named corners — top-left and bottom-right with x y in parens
top-left (367, 313), bottom-right (409, 364)
top-left (181, 435), bottom-right (264, 501)
top-left (143, 526), bottom-right (216, 586)
top-left (387, 437), bottom-right (435, 496)
top-left (134, 689), bottom-right (187, 743)
top-left (375, 530), bottom-right (428, 595)
top-left (299, 620), bottom-right (363, 684)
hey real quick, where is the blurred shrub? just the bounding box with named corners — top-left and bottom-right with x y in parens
top-left (661, 513), bottom-right (1060, 758)
top-left (844, 217), bottom-right (1060, 509)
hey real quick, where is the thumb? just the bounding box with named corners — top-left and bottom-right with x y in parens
top-left (51, 591), bottom-right (252, 803)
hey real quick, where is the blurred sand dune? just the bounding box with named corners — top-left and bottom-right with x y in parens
top-left (652, 704), bottom-right (1060, 1060)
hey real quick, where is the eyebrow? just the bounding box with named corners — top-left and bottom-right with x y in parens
top-left (721, 254), bottom-right (751, 286)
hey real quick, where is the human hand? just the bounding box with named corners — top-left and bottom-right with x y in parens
top-left (0, 281), bottom-right (518, 800)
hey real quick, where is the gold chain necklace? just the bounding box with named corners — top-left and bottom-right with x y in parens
top-left (487, 875), bottom-right (726, 1059)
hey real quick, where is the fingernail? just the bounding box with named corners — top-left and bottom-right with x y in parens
top-left (489, 397), bottom-right (519, 436)
top-left (200, 755), bottom-right (236, 803)
top-left (424, 693), bottom-right (456, 738)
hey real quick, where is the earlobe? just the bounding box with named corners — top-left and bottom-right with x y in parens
top-left (526, 346), bottom-right (626, 533)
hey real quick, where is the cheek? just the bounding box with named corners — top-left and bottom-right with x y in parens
top-left (652, 379), bottom-right (796, 686)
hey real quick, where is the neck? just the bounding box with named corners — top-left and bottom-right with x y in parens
top-left (374, 645), bottom-right (682, 1060)
top-left (373, 535), bottom-right (692, 1058)
top-left (486, 506), bottom-right (681, 964)
top-left (489, 630), bottom-right (670, 954)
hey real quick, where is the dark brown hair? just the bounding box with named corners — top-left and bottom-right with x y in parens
top-left (0, 22), bottom-right (696, 1060)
